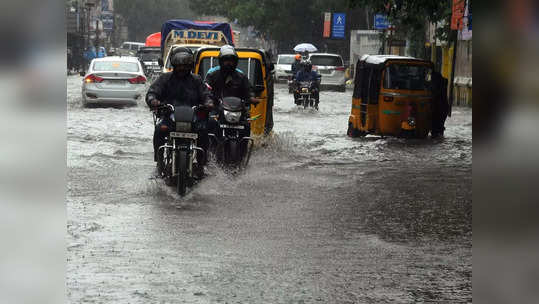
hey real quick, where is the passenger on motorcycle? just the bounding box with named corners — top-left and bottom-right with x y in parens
top-left (294, 59), bottom-right (321, 107)
top-left (146, 47), bottom-right (214, 177)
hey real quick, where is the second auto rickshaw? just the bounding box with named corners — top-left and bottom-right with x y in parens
top-left (347, 55), bottom-right (435, 138)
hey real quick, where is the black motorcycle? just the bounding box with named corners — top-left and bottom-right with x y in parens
top-left (209, 96), bottom-right (256, 169)
top-left (295, 81), bottom-right (318, 110)
top-left (153, 103), bottom-right (207, 196)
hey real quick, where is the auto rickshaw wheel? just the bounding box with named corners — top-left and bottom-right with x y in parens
top-left (347, 123), bottom-right (365, 137)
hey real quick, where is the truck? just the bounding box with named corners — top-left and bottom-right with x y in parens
top-left (160, 20), bottom-right (235, 73)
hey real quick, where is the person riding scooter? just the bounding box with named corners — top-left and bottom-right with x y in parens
top-left (146, 47), bottom-right (214, 178)
top-left (294, 59), bottom-right (321, 108)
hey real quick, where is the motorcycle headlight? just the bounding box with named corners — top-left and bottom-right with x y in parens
top-left (224, 110), bottom-right (242, 123)
top-left (407, 117), bottom-right (416, 127)
top-left (302, 88), bottom-right (309, 93)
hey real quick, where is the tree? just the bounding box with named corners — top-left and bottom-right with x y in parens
top-left (114, 0), bottom-right (195, 41)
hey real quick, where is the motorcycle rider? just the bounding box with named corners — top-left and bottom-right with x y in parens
top-left (146, 47), bottom-right (214, 177)
top-left (294, 59), bottom-right (321, 109)
top-left (290, 54), bottom-right (302, 77)
top-left (205, 45), bottom-right (258, 156)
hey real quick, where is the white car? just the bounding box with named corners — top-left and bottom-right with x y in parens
top-left (309, 53), bottom-right (346, 92)
top-left (274, 54), bottom-right (296, 82)
top-left (82, 56), bottom-right (147, 107)
top-left (117, 42), bottom-right (145, 56)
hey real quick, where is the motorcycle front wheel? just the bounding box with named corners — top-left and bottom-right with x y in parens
top-left (226, 140), bottom-right (240, 165)
top-left (176, 150), bottom-right (188, 196)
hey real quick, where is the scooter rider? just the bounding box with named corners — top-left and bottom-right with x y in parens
top-left (294, 59), bottom-right (321, 108)
top-left (146, 47), bottom-right (214, 176)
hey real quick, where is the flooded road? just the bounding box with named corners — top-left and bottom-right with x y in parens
top-left (67, 75), bottom-right (472, 303)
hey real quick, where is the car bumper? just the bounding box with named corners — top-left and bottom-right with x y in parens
top-left (320, 76), bottom-right (346, 86)
top-left (83, 87), bottom-right (142, 106)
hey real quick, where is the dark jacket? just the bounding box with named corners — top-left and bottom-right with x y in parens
top-left (291, 60), bottom-right (301, 76)
top-left (295, 70), bottom-right (321, 83)
top-left (205, 69), bottom-right (252, 102)
top-left (146, 72), bottom-right (212, 107)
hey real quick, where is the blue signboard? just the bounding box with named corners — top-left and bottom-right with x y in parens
top-left (101, 12), bottom-right (114, 31)
top-left (332, 13), bottom-right (346, 39)
top-left (374, 14), bottom-right (389, 29)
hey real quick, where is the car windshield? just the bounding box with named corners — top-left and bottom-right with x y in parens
top-left (383, 64), bottom-right (432, 91)
top-left (93, 61), bottom-right (139, 72)
top-left (278, 56), bottom-right (295, 64)
top-left (198, 57), bottom-right (263, 87)
top-left (310, 55), bottom-right (343, 67)
top-left (139, 52), bottom-right (160, 61)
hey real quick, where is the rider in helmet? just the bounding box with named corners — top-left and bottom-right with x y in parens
top-left (294, 59), bottom-right (321, 108)
top-left (146, 47), bottom-right (214, 177)
top-left (205, 45), bottom-right (258, 157)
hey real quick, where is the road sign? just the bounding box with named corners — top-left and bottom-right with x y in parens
top-left (323, 12), bottom-right (331, 38)
top-left (374, 14), bottom-right (389, 29)
top-left (332, 13), bottom-right (346, 39)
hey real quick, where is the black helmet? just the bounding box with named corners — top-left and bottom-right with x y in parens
top-left (300, 59), bottom-right (312, 71)
top-left (170, 47), bottom-right (194, 68)
top-left (218, 45), bottom-right (239, 69)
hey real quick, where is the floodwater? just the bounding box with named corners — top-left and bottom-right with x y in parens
top-left (67, 75), bottom-right (472, 303)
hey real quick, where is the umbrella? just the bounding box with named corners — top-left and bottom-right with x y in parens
top-left (293, 43), bottom-right (318, 53)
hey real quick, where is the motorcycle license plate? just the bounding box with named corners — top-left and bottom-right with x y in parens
top-left (170, 132), bottom-right (198, 139)
top-left (220, 124), bottom-right (245, 130)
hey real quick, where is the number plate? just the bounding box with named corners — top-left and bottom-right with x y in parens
top-left (220, 124), bottom-right (245, 130)
top-left (170, 132), bottom-right (198, 139)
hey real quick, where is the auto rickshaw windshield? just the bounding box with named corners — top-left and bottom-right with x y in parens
top-left (383, 64), bottom-right (432, 91)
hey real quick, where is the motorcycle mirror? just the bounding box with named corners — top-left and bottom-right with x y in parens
top-left (79, 71), bottom-right (85, 77)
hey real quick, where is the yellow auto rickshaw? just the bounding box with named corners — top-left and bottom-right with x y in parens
top-left (194, 47), bottom-right (274, 136)
top-left (347, 55), bottom-right (434, 138)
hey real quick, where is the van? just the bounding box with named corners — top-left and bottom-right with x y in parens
top-left (309, 53), bottom-right (346, 92)
top-left (118, 42), bottom-right (145, 56)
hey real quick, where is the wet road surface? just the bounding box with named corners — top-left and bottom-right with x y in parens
top-left (67, 76), bottom-right (472, 303)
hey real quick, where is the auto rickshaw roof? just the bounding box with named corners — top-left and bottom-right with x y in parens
top-left (360, 54), bottom-right (427, 65)
top-left (195, 47), bottom-right (272, 69)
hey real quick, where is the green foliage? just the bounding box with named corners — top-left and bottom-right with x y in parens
top-left (114, 0), bottom-right (195, 41)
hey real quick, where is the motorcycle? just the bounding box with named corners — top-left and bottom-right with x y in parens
top-left (295, 81), bottom-right (318, 110)
top-left (153, 103), bottom-right (207, 196)
top-left (209, 96), bottom-right (257, 169)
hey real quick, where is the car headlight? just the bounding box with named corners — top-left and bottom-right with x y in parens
top-left (224, 110), bottom-right (242, 123)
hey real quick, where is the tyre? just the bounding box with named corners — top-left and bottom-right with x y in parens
top-left (227, 140), bottom-right (239, 165)
top-left (176, 150), bottom-right (188, 196)
top-left (347, 122), bottom-right (365, 137)
top-left (338, 85), bottom-right (346, 92)
top-left (303, 98), bottom-right (308, 109)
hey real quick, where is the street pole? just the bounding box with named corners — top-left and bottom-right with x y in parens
top-left (448, 30), bottom-right (458, 116)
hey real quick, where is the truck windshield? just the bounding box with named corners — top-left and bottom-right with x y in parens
top-left (383, 64), bottom-right (432, 91)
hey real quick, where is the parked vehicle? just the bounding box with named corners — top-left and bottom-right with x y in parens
top-left (81, 56), bottom-right (146, 107)
top-left (153, 104), bottom-right (208, 196)
top-left (347, 55), bottom-right (434, 138)
top-left (194, 47), bottom-right (275, 136)
top-left (309, 53), bottom-right (346, 92)
top-left (210, 97), bottom-right (255, 169)
top-left (118, 42), bottom-right (145, 56)
top-left (274, 54), bottom-right (295, 82)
